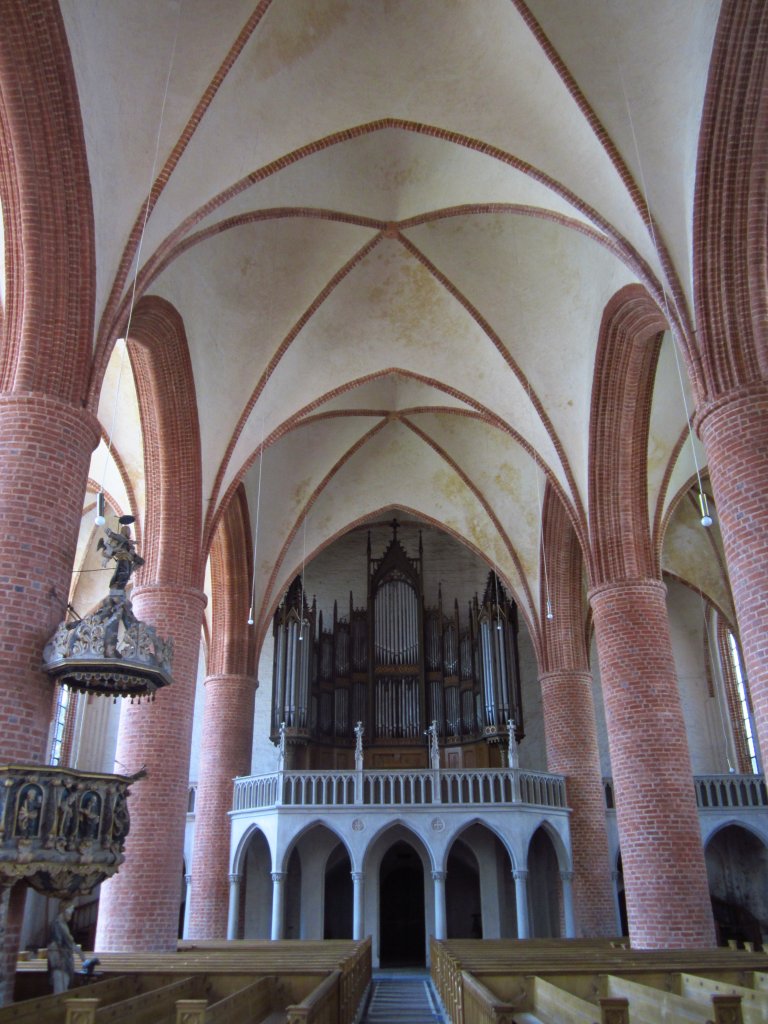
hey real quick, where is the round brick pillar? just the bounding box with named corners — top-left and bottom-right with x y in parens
top-left (589, 579), bottom-right (716, 949)
top-left (95, 584), bottom-right (206, 952)
top-left (0, 394), bottom-right (100, 763)
top-left (187, 673), bottom-right (256, 938)
top-left (539, 669), bottom-right (616, 937)
top-left (698, 385), bottom-right (768, 770)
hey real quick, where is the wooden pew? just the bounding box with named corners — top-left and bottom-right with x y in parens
top-left (0, 975), bottom-right (139, 1023)
top-left (285, 969), bottom-right (340, 1024)
top-left (676, 973), bottom-right (767, 1024)
top-left (601, 973), bottom-right (743, 1024)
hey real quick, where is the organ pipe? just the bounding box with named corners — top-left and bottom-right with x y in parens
top-left (270, 528), bottom-right (523, 753)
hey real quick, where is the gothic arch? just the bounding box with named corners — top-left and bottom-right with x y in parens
top-left (127, 296), bottom-right (203, 588)
top-left (588, 285), bottom-right (667, 585)
top-left (0, 0), bottom-right (94, 400)
top-left (694, 0), bottom-right (768, 396)
top-left (208, 485), bottom-right (255, 678)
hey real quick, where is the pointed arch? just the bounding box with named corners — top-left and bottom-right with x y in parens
top-left (208, 485), bottom-right (255, 677)
top-left (540, 483), bottom-right (590, 674)
top-left (588, 285), bottom-right (667, 585)
top-left (0, 0), bottom-right (94, 399)
top-left (127, 296), bottom-right (203, 587)
top-left (694, 0), bottom-right (768, 396)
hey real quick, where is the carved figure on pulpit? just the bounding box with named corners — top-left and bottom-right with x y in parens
top-left (56, 786), bottom-right (79, 841)
top-left (47, 903), bottom-right (81, 993)
top-left (79, 792), bottom-right (101, 840)
top-left (354, 721), bottom-right (364, 770)
top-left (97, 518), bottom-right (144, 592)
top-left (16, 785), bottom-right (43, 838)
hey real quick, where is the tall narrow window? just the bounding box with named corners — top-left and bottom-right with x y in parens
top-left (727, 631), bottom-right (759, 774)
top-left (49, 684), bottom-right (71, 765)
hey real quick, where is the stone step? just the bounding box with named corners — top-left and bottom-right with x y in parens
top-left (360, 976), bottom-right (449, 1024)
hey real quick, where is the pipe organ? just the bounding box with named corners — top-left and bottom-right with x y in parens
top-left (270, 522), bottom-right (524, 766)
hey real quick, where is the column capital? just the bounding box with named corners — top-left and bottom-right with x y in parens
top-left (513, 869), bottom-right (528, 882)
top-left (185, 874), bottom-right (192, 885)
top-left (271, 871), bottom-right (286, 884)
top-left (694, 380), bottom-right (768, 437)
top-left (560, 870), bottom-right (575, 884)
top-left (431, 870), bottom-right (446, 883)
top-left (351, 871), bottom-right (364, 882)
top-left (228, 873), bottom-right (241, 884)
top-left (588, 577), bottom-right (666, 605)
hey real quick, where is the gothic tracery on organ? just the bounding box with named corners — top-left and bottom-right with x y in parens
top-left (270, 523), bottom-right (524, 767)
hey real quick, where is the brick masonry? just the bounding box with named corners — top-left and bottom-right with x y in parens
top-left (589, 579), bottom-right (717, 949)
top-left (0, 395), bottom-right (100, 763)
top-left (699, 386), bottom-right (768, 781)
top-left (540, 669), bottom-right (616, 937)
top-left (95, 585), bottom-right (206, 952)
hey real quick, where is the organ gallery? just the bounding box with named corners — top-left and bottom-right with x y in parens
top-left (270, 522), bottom-right (524, 769)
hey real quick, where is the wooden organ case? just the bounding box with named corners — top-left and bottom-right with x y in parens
top-left (270, 522), bottom-right (524, 769)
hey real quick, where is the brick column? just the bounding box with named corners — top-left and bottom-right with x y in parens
top-left (95, 584), bottom-right (206, 951)
top-left (589, 579), bottom-right (716, 948)
top-left (0, 395), bottom-right (98, 1002)
top-left (187, 673), bottom-right (255, 938)
top-left (539, 669), bottom-right (616, 937)
top-left (0, 395), bottom-right (100, 763)
top-left (698, 385), bottom-right (768, 771)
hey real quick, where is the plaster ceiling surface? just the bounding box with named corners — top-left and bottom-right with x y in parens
top-left (190, 129), bottom-right (601, 236)
top-left (55, 0), bottom-right (726, 632)
top-left (662, 490), bottom-right (734, 625)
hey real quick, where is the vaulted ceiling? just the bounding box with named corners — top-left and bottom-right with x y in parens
top-left (59, 0), bottom-right (732, 642)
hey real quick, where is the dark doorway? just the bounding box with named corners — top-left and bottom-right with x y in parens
top-left (379, 841), bottom-right (425, 967)
top-left (527, 827), bottom-right (561, 937)
top-left (324, 844), bottom-right (353, 939)
top-left (446, 840), bottom-right (482, 938)
top-left (705, 825), bottom-right (768, 947)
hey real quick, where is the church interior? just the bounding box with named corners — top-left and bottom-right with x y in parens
top-left (1, 0), bottom-right (767, 1013)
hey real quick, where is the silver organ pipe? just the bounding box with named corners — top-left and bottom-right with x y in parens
top-left (481, 619), bottom-right (496, 727)
top-left (271, 541), bottom-right (523, 753)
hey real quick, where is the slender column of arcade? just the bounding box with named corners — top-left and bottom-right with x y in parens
top-left (513, 869), bottom-right (529, 939)
top-left (432, 871), bottom-right (447, 940)
top-left (271, 872), bottom-right (286, 940)
top-left (539, 669), bottom-right (616, 936)
top-left (589, 580), bottom-right (716, 948)
top-left (227, 873), bottom-right (242, 940)
top-left (0, 397), bottom-right (99, 1002)
top-left (560, 871), bottom-right (576, 938)
top-left (699, 387), bottom-right (768, 771)
top-left (352, 871), bottom-right (364, 940)
top-left (95, 584), bottom-right (206, 950)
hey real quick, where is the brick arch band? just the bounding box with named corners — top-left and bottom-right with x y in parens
top-left (540, 482), bottom-right (590, 675)
top-left (127, 295), bottom-right (203, 588)
top-left (0, 0), bottom-right (94, 400)
top-left (588, 285), bottom-right (667, 586)
top-left (694, 0), bottom-right (768, 397)
top-left (208, 484), bottom-right (256, 679)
